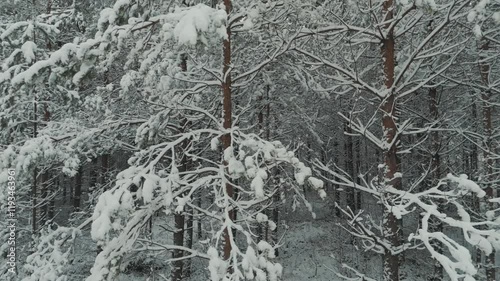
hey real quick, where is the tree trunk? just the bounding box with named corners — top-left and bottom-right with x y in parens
top-left (40, 171), bottom-right (49, 226)
top-left (32, 97), bottom-right (38, 235)
top-left (48, 176), bottom-right (56, 224)
top-left (32, 167), bottom-right (38, 235)
top-left (272, 175), bottom-right (280, 257)
top-left (96, 155), bottom-right (105, 256)
top-left (184, 205), bottom-right (194, 278)
top-left (40, 103), bottom-right (51, 226)
top-left (73, 165), bottom-right (83, 212)
top-left (257, 90), bottom-right (265, 241)
top-left (221, 0), bottom-right (235, 263)
top-left (172, 212), bottom-right (185, 281)
top-left (428, 87), bottom-right (443, 281)
top-left (355, 138), bottom-right (362, 211)
top-left (100, 154), bottom-right (109, 188)
top-left (171, 54), bottom-right (189, 281)
top-left (381, 1), bottom-right (401, 280)
top-left (470, 100), bottom-right (482, 265)
top-left (479, 40), bottom-right (495, 281)
top-left (197, 194), bottom-right (203, 240)
top-left (62, 175), bottom-right (67, 202)
top-left (344, 122), bottom-right (356, 212)
top-left (89, 157), bottom-right (98, 206)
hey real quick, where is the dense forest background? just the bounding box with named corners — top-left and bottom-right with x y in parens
top-left (1, 0), bottom-right (500, 280)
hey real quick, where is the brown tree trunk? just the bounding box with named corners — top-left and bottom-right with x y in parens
top-left (221, 0), bottom-right (235, 263)
top-left (381, 1), bottom-right (401, 280)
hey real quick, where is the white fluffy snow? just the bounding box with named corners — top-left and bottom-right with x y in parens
top-left (21, 41), bottom-right (37, 64)
top-left (446, 173), bottom-right (485, 197)
top-left (166, 4), bottom-right (228, 45)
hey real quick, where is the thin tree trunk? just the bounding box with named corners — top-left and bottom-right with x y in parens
top-left (172, 212), bottom-right (185, 281)
top-left (184, 205), bottom-right (194, 278)
top-left (183, 117), bottom-right (194, 278)
top-left (344, 122), bottom-right (355, 211)
top-left (96, 155), bottom-right (106, 255)
top-left (100, 154), bottom-right (109, 188)
top-left (32, 167), bottom-right (38, 235)
top-left (479, 40), bottom-right (495, 281)
top-left (381, 1), bottom-right (401, 280)
top-left (69, 179), bottom-right (73, 203)
top-left (48, 176), bottom-right (56, 223)
top-left (73, 165), bottom-right (83, 212)
top-left (470, 99), bottom-right (482, 265)
top-left (40, 103), bottom-right (51, 226)
top-left (40, 171), bottom-right (49, 226)
top-left (355, 138), bottom-right (362, 211)
top-left (272, 174), bottom-right (280, 257)
top-left (89, 157), bottom-right (98, 206)
top-left (257, 90), bottom-right (265, 241)
top-left (263, 89), bottom-right (272, 242)
top-left (171, 54), bottom-right (190, 281)
top-left (197, 194), bottom-right (203, 240)
top-left (428, 87), bottom-right (443, 281)
top-left (62, 175), bottom-right (67, 202)
top-left (221, 0), bottom-right (235, 263)
top-left (32, 97), bottom-right (38, 235)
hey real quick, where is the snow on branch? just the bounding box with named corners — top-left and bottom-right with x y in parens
top-left (22, 227), bottom-right (81, 281)
top-left (86, 125), bottom-right (326, 281)
top-left (318, 156), bottom-right (500, 280)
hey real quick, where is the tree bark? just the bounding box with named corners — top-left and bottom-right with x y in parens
top-left (381, 1), bottom-right (401, 280)
top-left (89, 157), bottom-right (98, 206)
top-left (470, 99), bottom-right (482, 265)
top-left (32, 97), bottom-right (38, 235)
top-left (221, 0), bottom-right (235, 263)
top-left (257, 90), bottom-right (265, 241)
top-left (100, 154), bottom-right (109, 188)
top-left (40, 171), bottom-right (49, 226)
top-left (48, 176), bottom-right (56, 224)
top-left (172, 212), bottom-right (185, 281)
top-left (344, 122), bottom-right (356, 212)
top-left (40, 103), bottom-right (51, 225)
top-left (479, 40), bottom-right (495, 281)
top-left (428, 87), bottom-right (442, 281)
top-left (73, 165), bottom-right (83, 212)
top-left (355, 137), bottom-right (362, 211)
top-left (171, 54), bottom-right (189, 281)
top-left (197, 194), bottom-right (203, 240)
top-left (183, 205), bottom-right (194, 278)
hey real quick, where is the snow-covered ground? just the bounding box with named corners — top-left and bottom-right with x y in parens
top-left (19, 189), bottom-right (442, 281)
